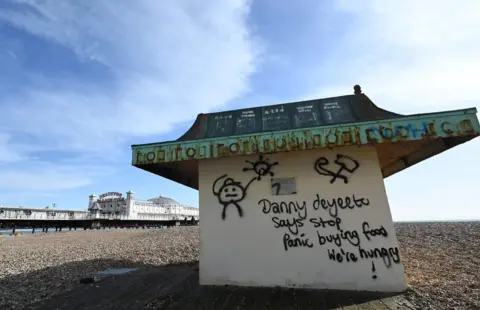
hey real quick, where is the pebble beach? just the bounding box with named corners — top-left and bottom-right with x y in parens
top-left (1, 222), bottom-right (479, 310)
top-left (0, 227), bottom-right (199, 310)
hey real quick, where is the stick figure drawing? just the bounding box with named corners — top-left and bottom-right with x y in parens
top-left (212, 174), bottom-right (256, 220)
top-left (212, 155), bottom-right (279, 220)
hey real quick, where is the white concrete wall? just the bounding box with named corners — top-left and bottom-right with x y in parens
top-left (199, 145), bottom-right (406, 292)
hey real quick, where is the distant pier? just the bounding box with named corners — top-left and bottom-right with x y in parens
top-left (0, 207), bottom-right (198, 235)
top-left (1, 191), bottom-right (199, 235)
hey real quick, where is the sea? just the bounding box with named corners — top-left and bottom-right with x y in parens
top-left (0, 226), bottom-right (138, 237)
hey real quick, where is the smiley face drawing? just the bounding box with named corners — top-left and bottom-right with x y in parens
top-left (212, 174), bottom-right (256, 220)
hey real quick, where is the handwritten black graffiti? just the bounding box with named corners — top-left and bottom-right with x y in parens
top-left (312, 194), bottom-right (370, 218)
top-left (272, 217), bottom-right (305, 235)
top-left (314, 154), bottom-right (360, 184)
top-left (362, 222), bottom-right (388, 241)
top-left (327, 248), bottom-right (358, 263)
top-left (359, 246), bottom-right (401, 268)
top-left (271, 182), bottom-right (281, 195)
top-left (257, 194), bottom-right (402, 279)
top-left (243, 155), bottom-right (279, 181)
top-left (313, 219), bottom-right (388, 248)
top-left (212, 174), bottom-right (256, 220)
top-left (260, 199), bottom-right (307, 235)
top-left (313, 217), bottom-right (361, 247)
top-left (259, 199), bottom-right (308, 221)
top-left (326, 246), bottom-right (400, 268)
top-left (320, 218), bottom-right (398, 270)
top-left (283, 232), bottom-right (314, 251)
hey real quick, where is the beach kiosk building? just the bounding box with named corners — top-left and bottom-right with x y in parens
top-left (131, 85), bottom-right (479, 292)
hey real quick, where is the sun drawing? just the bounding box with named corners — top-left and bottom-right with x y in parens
top-left (242, 155), bottom-right (279, 181)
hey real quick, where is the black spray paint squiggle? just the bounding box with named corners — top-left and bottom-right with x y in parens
top-left (314, 154), bottom-right (359, 184)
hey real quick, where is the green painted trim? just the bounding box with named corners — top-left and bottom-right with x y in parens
top-left (132, 108), bottom-right (479, 165)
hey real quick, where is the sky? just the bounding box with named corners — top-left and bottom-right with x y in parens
top-left (0, 0), bottom-right (479, 221)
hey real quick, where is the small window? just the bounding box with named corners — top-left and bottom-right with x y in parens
top-left (271, 177), bottom-right (297, 196)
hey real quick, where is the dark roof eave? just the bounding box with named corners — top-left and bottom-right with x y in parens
top-left (132, 107), bottom-right (478, 148)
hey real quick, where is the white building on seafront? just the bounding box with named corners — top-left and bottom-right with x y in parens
top-left (0, 207), bottom-right (87, 221)
top-left (88, 191), bottom-right (199, 221)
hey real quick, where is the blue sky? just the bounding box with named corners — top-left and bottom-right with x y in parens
top-left (0, 0), bottom-right (479, 221)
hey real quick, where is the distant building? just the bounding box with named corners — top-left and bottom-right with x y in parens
top-left (88, 191), bottom-right (199, 220)
top-left (0, 206), bottom-right (87, 220)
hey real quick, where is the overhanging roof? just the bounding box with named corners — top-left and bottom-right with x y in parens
top-left (131, 89), bottom-right (480, 190)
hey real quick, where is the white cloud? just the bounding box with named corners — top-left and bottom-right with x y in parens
top-left (310, 0), bottom-right (480, 114)
top-left (0, 0), bottom-right (260, 190)
top-left (0, 161), bottom-right (114, 191)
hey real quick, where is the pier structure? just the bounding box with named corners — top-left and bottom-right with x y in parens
top-left (132, 85), bottom-right (480, 292)
top-left (88, 191), bottom-right (198, 221)
top-left (0, 191), bottom-right (199, 234)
